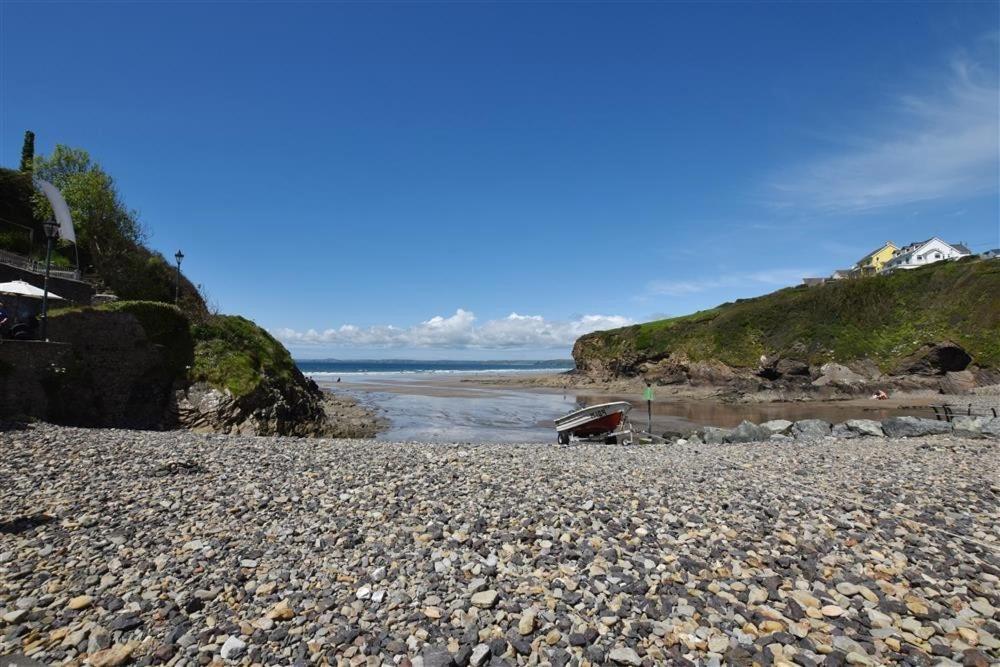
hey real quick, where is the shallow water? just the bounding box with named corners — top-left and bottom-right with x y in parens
top-left (313, 371), bottom-right (929, 443)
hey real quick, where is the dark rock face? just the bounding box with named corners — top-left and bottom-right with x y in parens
top-left (882, 416), bottom-right (953, 438)
top-left (894, 341), bottom-right (972, 376)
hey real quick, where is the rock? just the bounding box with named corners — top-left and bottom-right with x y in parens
top-left (940, 370), bottom-right (978, 394)
top-left (726, 420), bottom-right (771, 443)
top-left (469, 644), bottom-right (490, 667)
top-left (421, 646), bottom-right (455, 667)
top-left (266, 599), bottom-right (294, 620)
top-left (760, 419), bottom-right (793, 434)
top-left (792, 419), bottom-right (831, 439)
top-left (702, 427), bottom-right (731, 444)
top-left (470, 590), bottom-right (499, 609)
top-left (831, 423), bottom-right (855, 439)
top-left (609, 646), bottom-right (642, 665)
top-left (980, 418), bottom-right (1000, 438)
top-left (894, 341), bottom-right (971, 375)
top-left (517, 609), bottom-right (535, 635)
top-left (67, 595), bottom-right (93, 610)
top-left (881, 416), bottom-right (952, 438)
top-left (821, 604), bottom-right (846, 617)
top-left (220, 636), bottom-right (247, 661)
top-left (89, 642), bottom-right (138, 667)
top-left (812, 363), bottom-right (867, 388)
top-left (844, 419), bottom-right (884, 437)
top-left (951, 415), bottom-right (990, 437)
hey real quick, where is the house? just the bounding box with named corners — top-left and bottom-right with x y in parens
top-left (802, 277), bottom-right (827, 287)
top-left (882, 237), bottom-right (971, 272)
top-left (981, 249), bottom-right (1000, 260)
top-left (830, 269), bottom-right (854, 280)
top-left (854, 241), bottom-right (897, 276)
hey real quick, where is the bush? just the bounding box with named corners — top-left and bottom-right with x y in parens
top-left (190, 315), bottom-right (300, 398)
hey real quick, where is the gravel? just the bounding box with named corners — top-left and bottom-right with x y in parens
top-left (1, 424), bottom-right (998, 666)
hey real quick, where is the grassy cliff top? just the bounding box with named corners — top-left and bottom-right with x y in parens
top-left (576, 258), bottom-right (1000, 371)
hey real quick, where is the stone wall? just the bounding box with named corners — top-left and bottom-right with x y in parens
top-left (0, 311), bottom-right (178, 428)
top-left (0, 263), bottom-right (95, 304)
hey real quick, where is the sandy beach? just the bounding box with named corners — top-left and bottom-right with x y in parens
top-left (2, 424), bottom-right (998, 666)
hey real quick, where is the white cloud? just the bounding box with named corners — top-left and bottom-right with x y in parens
top-left (647, 268), bottom-right (813, 296)
top-left (274, 310), bottom-right (633, 350)
top-left (771, 55), bottom-right (999, 212)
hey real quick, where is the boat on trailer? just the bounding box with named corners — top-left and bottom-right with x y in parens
top-left (554, 401), bottom-right (633, 444)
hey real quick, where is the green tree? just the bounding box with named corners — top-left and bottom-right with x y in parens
top-left (19, 130), bottom-right (35, 173)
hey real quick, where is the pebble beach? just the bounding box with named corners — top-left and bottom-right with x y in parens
top-left (1, 425), bottom-right (998, 667)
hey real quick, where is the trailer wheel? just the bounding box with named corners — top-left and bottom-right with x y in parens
top-left (558, 431), bottom-right (569, 445)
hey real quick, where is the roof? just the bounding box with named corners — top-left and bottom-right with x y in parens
top-left (857, 241), bottom-right (897, 263)
top-left (953, 243), bottom-right (972, 255)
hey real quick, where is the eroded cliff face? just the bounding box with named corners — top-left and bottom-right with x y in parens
top-left (572, 331), bottom-right (999, 397)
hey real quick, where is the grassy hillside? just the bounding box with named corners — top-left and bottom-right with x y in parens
top-left (575, 258), bottom-right (1000, 373)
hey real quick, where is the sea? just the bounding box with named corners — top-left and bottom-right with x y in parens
top-left (300, 358), bottom-right (579, 443)
top-left (296, 358), bottom-right (574, 378)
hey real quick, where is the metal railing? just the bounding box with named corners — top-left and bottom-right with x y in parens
top-left (0, 248), bottom-right (81, 281)
top-left (929, 404), bottom-right (999, 422)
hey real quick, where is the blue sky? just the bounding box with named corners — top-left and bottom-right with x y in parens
top-left (1, 1), bottom-right (998, 359)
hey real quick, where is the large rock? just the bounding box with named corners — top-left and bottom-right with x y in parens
top-left (702, 427), bottom-right (732, 444)
top-left (981, 418), bottom-right (1000, 438)
top-left (792, 419), bottom-right (832, 439)
top-left (725, 420), bottom-right (771, 443)
top-left (951, 415), bottom-right (990, 437)
top-left (939, 370), bottom-right (977, 394)
top-left (760, 419), bottom-right (793, 434)
top-left (844, 419), bottom-right (885, 437)
top-left (893, 341), bottom-right (971, 376)
top-left (881, 416), bottom-right (952, 438)
top-left (812, 363), bottom-right (867, 389)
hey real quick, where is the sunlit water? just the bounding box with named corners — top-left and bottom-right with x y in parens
top-left (309, 370), bottom-right (924, 443)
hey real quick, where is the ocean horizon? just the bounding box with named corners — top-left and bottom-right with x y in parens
top-left (296, 358), bottom-right (575, 377)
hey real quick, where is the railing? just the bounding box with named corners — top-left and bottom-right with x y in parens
top-left (0, 248), bottom-right (81, 281)
top-left (929, 404), bottom-right (999, 422)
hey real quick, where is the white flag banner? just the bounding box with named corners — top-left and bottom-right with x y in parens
top-left (33, 177), bottom-right (77, 245)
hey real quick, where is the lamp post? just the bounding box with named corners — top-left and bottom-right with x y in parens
top-left (174, 250), bottom-right (184, 304)
top-left (40, 220), bottom-right (60, 341)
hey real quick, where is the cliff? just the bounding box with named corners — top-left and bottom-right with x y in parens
top-left (573, 258), bottom-right (1000, 395)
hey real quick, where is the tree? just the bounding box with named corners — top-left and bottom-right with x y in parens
top-left (19, 131), bottom-right (35, 173)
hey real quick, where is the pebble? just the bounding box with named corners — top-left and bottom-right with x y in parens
top-left (0, 423), bottom-right (996, 666)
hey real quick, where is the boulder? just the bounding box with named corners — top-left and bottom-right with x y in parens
top-left (792, 419), bottom-right (832, 439)
top-left (760, 419), bottom-right (793, 434)
top-left (981, 418), bottom-right (1000, 438)
top-left (702, 427), bottom-right (731, 444)
top-left (939, 370), bottom-right (977, 394)
top-left (893, 341), bottom-right (971, 376)
top-left (831, 423), bottom-right (856, 439)
top-left (951, 415), bottom-right (990, 437)
top-left (844, 419), bottom-right (885, 437)
top-left (812, 363), bottom-right (867, 388)
top-left (881, 416), bottom-right (952, 438)
top-left (725, 420), bottom-right (771, 443)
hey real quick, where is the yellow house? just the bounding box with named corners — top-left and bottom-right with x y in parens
top-left (855, 241), bottom-right (897, 275)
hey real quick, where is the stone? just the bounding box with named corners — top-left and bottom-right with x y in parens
top-left (89, 642), bottom-right (138, 667)
top-left (266, 599), bottom-right (294, 620)
top-left (517, 609), bottom-right (535, 635)
top-left (702, 427), bottom-right (731, 444)
top-left (812, 363), bottom-right (867, 388)
top-left (760, 419), bottom-right (793, 434)
top-left (893, 341), bottom-right (971, 375)
top-left (67, 595), bottom-right (93, 610)
top-left (421, 646), bottom-right (455, 667)
top-left (844, 419), bottom-right (884, 437)
top-left (952, 415), bottom-right (989, 436)
top-left (792, 419), bottom-right (831, 439)
top-left (469, 644), bottom-right (490, 667)
top-left (980, 418), bottom-right (1000, 438)
top-left (470, 590), bottom-right (499, 609)
top-left (726, 420), bottom-right (771, 443)
top-left (609, 646), bottom-right (642, 665)
top-left (220, 636), bottom-right (247, 661)
top-left (881, 416), bottom-right (952, 438)
top-left (940, 370), bottom-right (977, 394)
top-left (821, 605), bottom-right (846, 617)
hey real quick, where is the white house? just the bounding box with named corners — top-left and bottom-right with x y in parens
top-left (882, 237), bottom-right (971, 272)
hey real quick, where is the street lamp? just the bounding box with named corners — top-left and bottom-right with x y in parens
top-left (40, 220), bottom-right (60, 341)
top-left (174, 250), bottom-right (184, 304)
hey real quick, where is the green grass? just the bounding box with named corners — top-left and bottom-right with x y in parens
top-left (189, 314), bottom-right (299, 398)
top-left (577, 258), bottom-right (1000, 371)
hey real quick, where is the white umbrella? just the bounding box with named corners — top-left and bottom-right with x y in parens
top-left (0, 280), bottom-right (65, 300)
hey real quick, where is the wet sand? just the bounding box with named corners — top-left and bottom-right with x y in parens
top-left (314, 372), bottom-right (947, 442)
